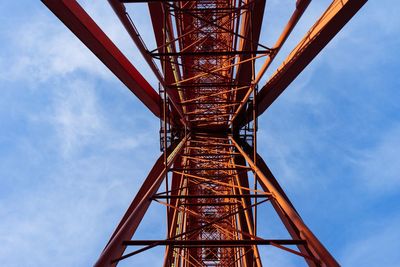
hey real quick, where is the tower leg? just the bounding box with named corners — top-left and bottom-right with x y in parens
top-left (231, 137), bottom-right (339, 267)
top-left (94, 136), bottom-right (188, 267)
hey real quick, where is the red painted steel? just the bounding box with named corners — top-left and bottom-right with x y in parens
top-left (252, 0), bottom-right (368, 121)
top-left (237, 140), bottom-right (338, 267)
top-left (42, 0), bottom-right (162, 118)
top-left (41, 0), bottom-right (367, 266)
top-left (95, 135), bottom-right (188, 267)
top-left (230, 0), bottom-right (311, 126)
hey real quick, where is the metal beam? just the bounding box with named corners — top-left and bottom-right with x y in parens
top-left (108, 0), bottom-right (186, 127)
top-left (42, 0), bottom-right (162, 118)
top-left (233, 0), bottom-right (266, 102)
top-left (41, 0), bottom-right (367, 265)
top-left (123, 239), bottom-right (306, 246)
top-left (151, 50), bottom-right (271, 57)
top-left (148, 2), bottom-right (188, 126)
top-left (94, 135), bottom-right (188, 267)
top-left (234, 155), bottom-right (262, 267)
top-left (240, 140), bottom-right (319, 266)
top-left (230, 136), bottom-right (339, 267)
top-left (108, 0), bottom-right (164, 84)
top-left (153, 194), bottom-right (269, 199)
top-left (254, 0), bottom-right (367, 119)
top-left (230, 0), bottom-right (311, 126)
top-left (163, 155), bottom-right (184, 267)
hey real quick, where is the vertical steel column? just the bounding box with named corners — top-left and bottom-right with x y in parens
top-left (233, 155), bottom-right (262, 267)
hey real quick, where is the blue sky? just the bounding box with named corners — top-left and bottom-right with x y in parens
top-left (0, 1), bottom-right (399, 266)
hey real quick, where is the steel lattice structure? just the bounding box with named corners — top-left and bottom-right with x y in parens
top-left (42, 0), bottom-right (367, 266)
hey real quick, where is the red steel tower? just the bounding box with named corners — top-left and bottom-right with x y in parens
top-left (42, 0), bottom-right (367, 266)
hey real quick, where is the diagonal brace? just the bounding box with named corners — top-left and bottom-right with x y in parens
top-left (42, 0), bottom-right (162, 118)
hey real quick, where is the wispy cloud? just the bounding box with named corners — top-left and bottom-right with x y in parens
top-left (1, 14), bottom-right (110, 83)
top-left (0, 1), bottom-right (399, 267)
top-left (0, 75), bottom-right (161, 266)
top-left (49, 79), bottom-right (104, 156)
top-left (0, 2), bottom-right (162, 267)
top-left (0, 150), bottom-right (152, 267)
top-left (0, 1), bottom-right (158, 87)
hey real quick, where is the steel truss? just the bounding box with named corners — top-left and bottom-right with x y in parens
top-left (42, 0), bottom-right (367, 266)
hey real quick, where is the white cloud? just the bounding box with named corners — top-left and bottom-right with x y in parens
top-left (0, 4), bottom-right (163, 266)
top-left (33, 78), bottom-right (156, 157)
top-left (0, 152), bottom-right (143, 267)
top-left (1, 14), bottom-right (111, 83)
top-left (0, 74), bottom-right (160, 266)
top-left (77, 0), bottom-right (159, 86)
top-left (0, 2), bottom-right (156, 86)
top-left (49, 79), bottom-right (104, 156)
top-left (1, 1), bottom-right (399, 267)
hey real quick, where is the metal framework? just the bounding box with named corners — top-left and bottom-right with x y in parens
top-left (42, 0), bottom-right (367, 266)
